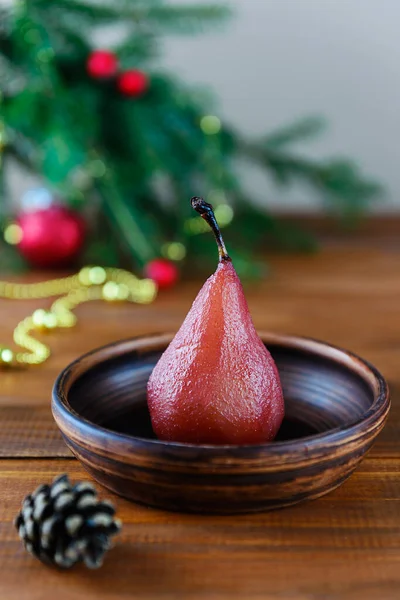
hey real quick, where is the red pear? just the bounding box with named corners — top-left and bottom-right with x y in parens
top-left (147, 197), bottom-right (284, 445)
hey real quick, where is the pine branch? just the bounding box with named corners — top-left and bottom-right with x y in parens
top-left (44, 17), bottom-right (91, 58)
top-left (35, 0), bottom-right (230, 32)
top-left (96, 173), bottom-right (157, 266)
top-left (4, 128), bottom-right (41, 172)
top-left (116, 33), bottom-right (159, 65)
top-left (263, 116), bottom-right (326, 149)
top-left (138, 5), bottom-right (232, 33)
top-left (240, 138), bottom-right (383, 214)
top-left (0, 6), bottom-right (13, 37)
top-left (34, 0), bottom-right (129, 23)
top-left (0, 55), bottom-right (26, 96)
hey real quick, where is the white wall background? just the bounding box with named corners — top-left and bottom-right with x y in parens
top-left (162, 0), bottom-right (400, 212)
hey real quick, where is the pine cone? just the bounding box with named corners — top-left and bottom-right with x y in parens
top-left (15, 474), bottom-right (122, 569)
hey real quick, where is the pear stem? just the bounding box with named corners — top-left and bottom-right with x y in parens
top-left (191, 197), bottom-right (231, 262)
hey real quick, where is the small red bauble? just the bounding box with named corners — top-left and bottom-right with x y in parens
top-left (145, 259), bottom-right (178, 289)
top-left (87, 50), bottom-right (118, 79)
top-left (16, 206), bottom-right (86, 268)
top-left (117, 70), bottom-right (149, 97)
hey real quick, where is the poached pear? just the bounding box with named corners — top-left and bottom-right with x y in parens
top-left (147, 197), bottom-right (284, 445)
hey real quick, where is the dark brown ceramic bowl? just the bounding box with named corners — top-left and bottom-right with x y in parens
top-left (52, 333), bottom-right (389, 514)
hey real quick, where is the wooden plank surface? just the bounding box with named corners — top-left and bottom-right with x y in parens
top-left (0, 407), bottom-right (71, 457)
top-left (1, 457), bottom-right (400, 600)
top-left (0, 245), bottom-right (399, 599)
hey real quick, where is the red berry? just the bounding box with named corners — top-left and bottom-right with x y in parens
top-left (145, 259), bottom-right (178, 289)
top-left (87, 50), bottom-right (118, 79)
top-left (17, 206), bottom-right (86, 268)
top-left (117, 70), bottom-right (149, 97)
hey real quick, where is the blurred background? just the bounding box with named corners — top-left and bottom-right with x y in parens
top-left (163, 0), bottom-right (400, 214)
top-left (0, 0), bottom-right (398, 287)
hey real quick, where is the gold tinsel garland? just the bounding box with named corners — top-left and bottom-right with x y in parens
top-left (0, 266), bottom-right (156, 367)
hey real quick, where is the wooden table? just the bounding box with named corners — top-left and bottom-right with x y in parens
top-left (1, 244), bottom-right (399, 600)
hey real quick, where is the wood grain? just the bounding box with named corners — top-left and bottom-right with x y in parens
top-left (0, 406), bottom-right (70, 457)
top-left (0, 244), bottom-right (400, 598)
top-left (1, 458), bottom-right (399, 600)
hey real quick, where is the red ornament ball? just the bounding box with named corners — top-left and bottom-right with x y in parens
top-left (145, 259), bottom-right (178, 289)
top-left (117, 70), bottom-right (149, 97)
top-left (87, 49), bottom-right (118, 79)
top-left (16, 206), bottom-right (86, 268)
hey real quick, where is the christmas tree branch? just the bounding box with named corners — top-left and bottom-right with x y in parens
top-left (138, 5), bottom-right (232, 33)
top-left (237, 137), bottom-right (383, 215)
top-left (96, 174), bottom-right (156, 266)
top-left (116, 33), bottom-right (159, 65)
top-left (4, 128), bottom-right (41, 172)
top-left (39, 0), bottom-right (230, 31)
top-left (263, 116), bottom-right (327, 149)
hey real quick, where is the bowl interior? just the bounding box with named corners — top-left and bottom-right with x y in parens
top-left (67, 339), bottom-right (374, 444)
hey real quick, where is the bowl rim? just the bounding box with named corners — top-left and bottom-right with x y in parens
top-left (52, 332), bottom-right (390, 456)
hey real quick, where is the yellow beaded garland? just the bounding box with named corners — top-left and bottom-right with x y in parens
top-left (0, 266), bottom-right (156, 367)
top-left (0, 347), bottom-right (14, 365)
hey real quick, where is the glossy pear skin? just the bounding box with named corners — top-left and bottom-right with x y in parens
top-left (147, 260), bottom-right (284, 445)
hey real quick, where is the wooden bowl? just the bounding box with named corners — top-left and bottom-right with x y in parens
top-left (52, 333), bottom-right (390, 514)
